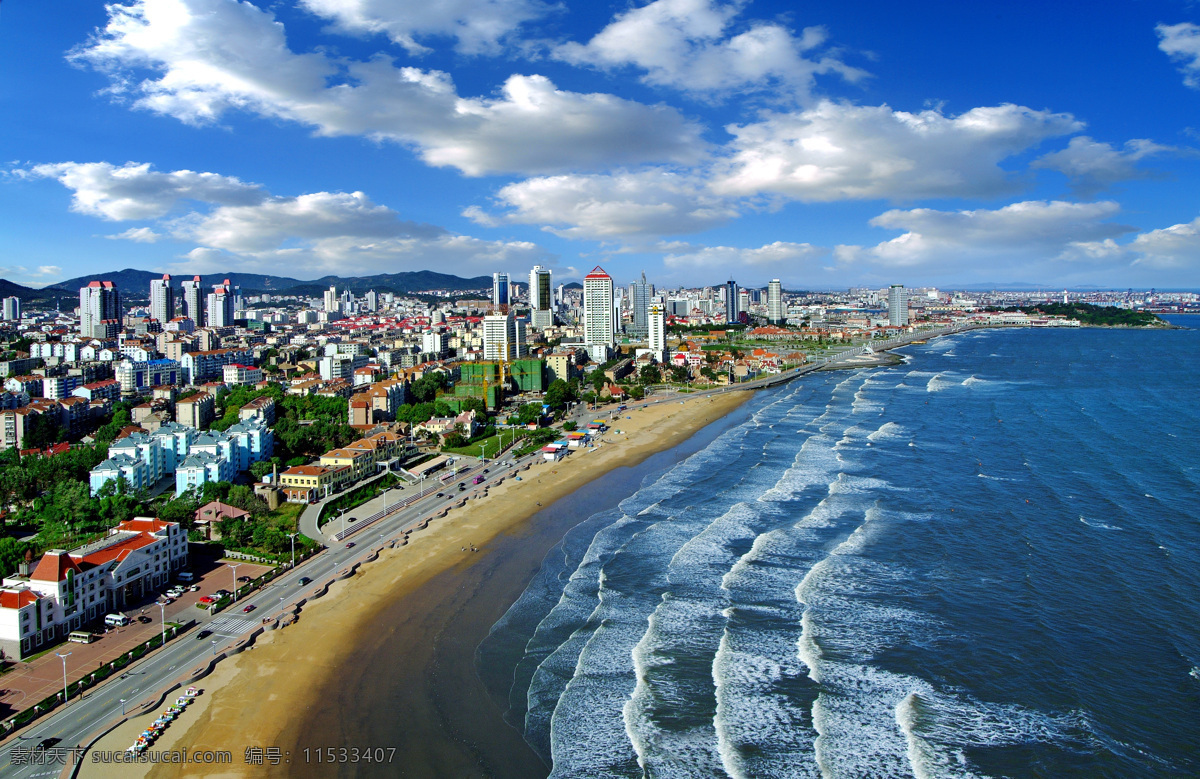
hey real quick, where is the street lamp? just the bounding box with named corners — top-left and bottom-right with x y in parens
top-left (227, 563), bottom-right (242, 603)
top-left (55, 651), bottom-right (71, 706)
top-left (340, 507), bottom-right (348, 541)
top-left (479, 442), bottom-right (486, 463)
top-left (279, 596), bottom-right (285, 622)
top-left (288, 532), bottom-right (297, 569)
top-left (158, 600), bottom-right (167, 648)
top-left (120, 698), bottom-right (127, 716)
top-left (211, 640), bottom-right (218, 656)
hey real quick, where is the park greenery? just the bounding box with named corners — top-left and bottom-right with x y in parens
top-left (1000, 303), bottom-right (1163, 327)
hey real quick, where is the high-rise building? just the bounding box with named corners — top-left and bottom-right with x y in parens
top-left (492, 272), bottom-right (510, 309)
top-left (648, 297), bottom-right (666, 352)
top-left (79, 280), bottom-right (121, 338)
top-left (725, 280), bottom-right (740, 325)
top-left (888, 284), bottom-right (909, 326)
top-left (631, 271), bottom-right (652, 339)
top-left (323, 286), bottom-right (339, 313)
top-left (529, 265), bottom-right (554, 329)
top-left (767, 279), bottom-right (783, 323)
top-left (421, 330), bottom-right (446, 357)
top-left (483, 312), bottom-right (522, 361)
top-left (149, 273), bottom-right (174, 324)
top-left (364, 290), bottom-right (378, 312)
top-left (181, 276), bottom-right (205, 327)
top-left (207, 279), bottom-right (237, 327)
top-left (2, 296), bottom-right (20, 322)
top-left (583, 266), bottom-right (615, 361)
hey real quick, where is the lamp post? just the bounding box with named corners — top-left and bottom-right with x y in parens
top-left (288, 532), bottom-right (297, 569)
top-left (211, 640), bottom-right (218, 656)
top-left (55, 651), bottom-right (71, 705)
top-left (340, 507), bottom-right (347, 541)
top-left (279, 596), bottom-right (285, 622)
top-left (158, 600), bottom-right (167, 648)
top-left (120, 698), bottom-right (127, 716)
top-left (479, 442), bottom-right (486, 463)
top-left (227, 563), bottom-right (241, 604)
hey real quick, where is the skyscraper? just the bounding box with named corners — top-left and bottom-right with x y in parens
top-left (648, 297), bottom-right (666, 353)
top-left (2, 296), bottom-right (20, 322)
top-left (631, 271), bottom-right (652, 339)
top-left (79, 280), bottom-right (121, 338)
top-left (324, 286), bottom-right (339, 313)
top-left (725, 279), bottom-right (740, 325)
top-left (492, 272), bottom-right (510, 309)
top-left (483, 312), bottom-right (522, 361)
top-left (583, 266), bottom-right (615, 361)
top-left (149, 273), bottom-right (174, 324)
top-left (364, 290), bottom-right (378, 312)
top-left (767, 279), bottom-right (783, 323)
top-left (529, 265), bottom-right (553, 330)
top-left (888, 284), bottom-right (909, 326)
top-left (181, 276), bottom-right (205, 327)
top-left (207, 279), bottom-right (237, 327)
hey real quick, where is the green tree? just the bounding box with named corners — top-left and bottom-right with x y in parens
top-left (670, 365), bottom-right (689, 383)
top-left (544, 378), bottom-right (575, 411)
top-left (639, 365), bottom-right (661, 385)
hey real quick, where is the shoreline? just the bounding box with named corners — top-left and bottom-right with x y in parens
top-left (79, 389), bottom-right (752, 778)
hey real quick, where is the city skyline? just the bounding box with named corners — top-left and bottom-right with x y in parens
top-left (5, 2), bottom-right (1200, 290)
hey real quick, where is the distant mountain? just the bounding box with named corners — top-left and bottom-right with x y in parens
top-left (50, 268), bottom-right (492, 298)
top-left (0, 279), bottom-right (76, 305)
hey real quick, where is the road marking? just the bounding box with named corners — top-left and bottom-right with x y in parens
top-left (207, 617), bottom-right (256, 636)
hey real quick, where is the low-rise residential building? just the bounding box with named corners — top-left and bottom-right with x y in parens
top-left (238, 395), bottom-right (276, 425)
top-left (0, 518), bottom-right (188, 659)
top-left (278, 464), bottom-right (348, 502)
top-left (222, 363), bottom-right (263, 386)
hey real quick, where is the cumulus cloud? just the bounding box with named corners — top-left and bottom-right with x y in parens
top-left (1157, 22), bottom-right (1200, 88)
top-left (107, 226), bottom-right (164, 242)
top-left (29, 160), bottom-right (550, 277)
top-left (553, 0), bottom-right (864, 100)
top-left (0, 265), bottom-right (64, 287)
top-left (465, 169), bottom-right (738, 239)
top-left (713, 101), bottom-right (1082, 201)
top-left (1032, 136), bottom-right (1174, 195)
top-left (1129, 216), bottom-right (1200, 267)
top-left (663, 240), bottom-right (827, 271)
top-left (835, 200), bottom-right (1136, 270)
top-left (299, 0), bottom-right (551, 55)
top-left (23, 162), bottom-right (263, 220)
top-left (68, 0), bottom-right (705, 176)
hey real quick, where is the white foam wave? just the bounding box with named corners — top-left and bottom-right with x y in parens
top-left (1079, 516), bottom-right (1123, 531)
top-left (868, 422), bottom-right (905, 442)
top-left (926, 372), bottom-right (958, 392)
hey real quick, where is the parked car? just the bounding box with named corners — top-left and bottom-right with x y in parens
top-left (242, 604), bottom-right (256, 613)
top-left (215, 589), bottom-right (231, 597)
top-left (298, 577), bottom-right (312, 586)
top-left (237, 576), bottom-right (251, 583)
top-left (198, 595), bottom-right (216, 605)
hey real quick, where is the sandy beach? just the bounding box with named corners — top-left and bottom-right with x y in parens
top-left (78, 389), bottom-right (750, 778)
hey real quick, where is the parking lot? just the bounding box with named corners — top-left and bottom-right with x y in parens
top-left (0, 557), bottom-right (273, 722)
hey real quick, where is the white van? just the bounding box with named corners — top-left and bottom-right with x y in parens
top-left (68, 630), bottom-right (95, 644)
top-left (177, 571), bottom-right (195, 583)
top-left (104, 614), bottom-right (131, 627)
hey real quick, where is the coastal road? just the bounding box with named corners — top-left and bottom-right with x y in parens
top-left (0, 468), bottom-right (521, 779)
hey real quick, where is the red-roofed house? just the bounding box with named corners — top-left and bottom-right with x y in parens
top-left (0, 517), bottom-right (187, 659)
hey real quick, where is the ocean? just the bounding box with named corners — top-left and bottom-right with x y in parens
top-left (479, 317), bottom-right (1200, 778)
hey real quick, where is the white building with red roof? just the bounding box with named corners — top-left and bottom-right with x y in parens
top-left (0, 518), bottom-right (187, 659)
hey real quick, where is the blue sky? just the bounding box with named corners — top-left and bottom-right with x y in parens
top-left (4, 0), bottom-right (1200, 290)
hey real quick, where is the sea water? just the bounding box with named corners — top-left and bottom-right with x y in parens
top-left (479, 317), bottom-right (1200, 778)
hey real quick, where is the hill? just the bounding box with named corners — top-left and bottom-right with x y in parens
top-left (49, 269), bottom-right (492, 298)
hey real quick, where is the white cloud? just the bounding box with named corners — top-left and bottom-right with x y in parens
top-left (835, 200), bottom-right (1136, 270)
top-left (69, 0), bottom-right (705, 176)
top-left (24, 161), bottom-right (263, 220)
top-left (713, 101), bottom-right (1082, 201)
top-left (299, 0), bottom-right (551, 55)
top-left (553, 0), bottom-right (864, 100)
top-left (0, 265), bottom-right (64, 287)
top-left (30, 160), bottom-right (550, 277)
top-left (1032, 136), bottom-right (1173, 195)
top-left (663, 240), bottom-right (827, 271)
top-left (107, 226), bottom-right (164, 242)
top-left (1157, 22), bottom-right (1200, 88)
top-left (1129, 216), bottom-right (1200, 268)
top-left (465, 169), bottom-right (737, 239)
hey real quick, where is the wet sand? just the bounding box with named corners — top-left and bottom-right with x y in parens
top-left (80, 391), bottom-right (751, 778)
